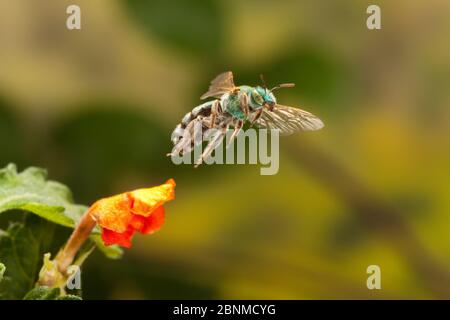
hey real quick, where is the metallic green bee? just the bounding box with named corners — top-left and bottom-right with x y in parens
top-left (169, 71), bottom-right (324, 166)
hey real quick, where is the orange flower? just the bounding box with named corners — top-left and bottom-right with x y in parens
top-left (88, 179), bottom-right (176, 247)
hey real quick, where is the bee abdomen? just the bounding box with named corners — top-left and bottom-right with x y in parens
top-left (171, 101), bottom-right (214, 145)
top-left (171, 124), bottom-right (185, 145)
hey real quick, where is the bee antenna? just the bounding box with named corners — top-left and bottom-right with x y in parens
top-left (270, 83), bottom-right (295, 92)
top-left (260, 74), bottom-right (267, 88)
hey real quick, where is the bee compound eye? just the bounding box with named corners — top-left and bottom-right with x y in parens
top-left (252, 92), bottom-right (264, 105)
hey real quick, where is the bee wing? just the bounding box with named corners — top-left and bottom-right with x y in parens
top-left (255, 104), bottom-right (324, 135)
top-left (200, 71), bottom-right (236, 100)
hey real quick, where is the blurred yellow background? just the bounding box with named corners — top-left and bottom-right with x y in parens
top-left (0, 0), bottom-right (450, 299)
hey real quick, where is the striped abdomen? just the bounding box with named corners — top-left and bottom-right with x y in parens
top-left (171, 101), bottom-right (214, 145)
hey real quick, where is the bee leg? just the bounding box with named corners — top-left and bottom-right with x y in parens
top-left (209, 115), bottom-right (216, 129)
top-left (209, 99), bottom-right (221, 129)
top-left (170, 117), bottom-right (202, 156)
top-left (226, 120), bottom-right (243, 149)
top-left (239, 92), bottom-right (249, 117)
top-left (195, 125), bottom-right (227, 167)
top-left (250, 108), bottom-right (263, 127)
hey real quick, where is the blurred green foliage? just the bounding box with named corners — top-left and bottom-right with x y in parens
top-left (0, 98), bottom-right (26, 167)
top-left (52, 103), bottom-right (170, 201)
top-left (123, 0), bottom-right (224, 57)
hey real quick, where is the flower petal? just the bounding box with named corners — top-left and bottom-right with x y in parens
top-left (88, 179), bottom-right (175, 248)
top-left (130, 206), bottom-right (165, 234)
top-left (101, 227), bottom-right (135, 248)
top-left (130, 179), bottom-right (175, 217)
top-left (89, 193), bottom-right (133, 233)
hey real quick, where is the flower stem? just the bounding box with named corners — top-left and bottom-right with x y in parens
top-left (55, 208), bottom-right (96, 273)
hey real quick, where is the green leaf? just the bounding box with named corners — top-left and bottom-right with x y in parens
top-left (0, 215), bottom-right (55, 299)
top-left (56, 294), bottom-right (82, 300)
top-left (0, 263), bottom-right (5, 283)
top-left (0, 164), bottom-right (119, 260)
top-left (23, 286), bottom-right (61, 300)
top-left (23, 286), bottom-right (82, 300)
top-left (0, 164), bottom-right (88, 228)
top-left (0, 215), bottom-right (86, 300)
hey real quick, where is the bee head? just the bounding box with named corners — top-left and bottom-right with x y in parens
top-left (251, 86), bottom-right (277, 110)
top-left (252, 74), bottom-right (295, 111)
